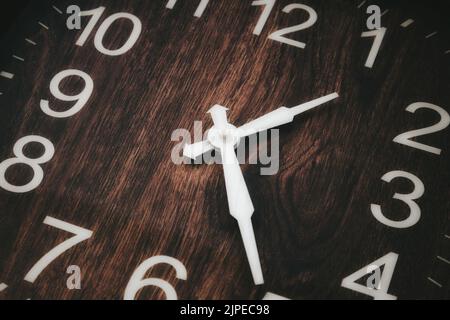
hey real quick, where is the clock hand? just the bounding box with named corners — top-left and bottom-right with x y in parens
top-left (183, 93), bottom-right (339, 159)
top-left (208, 105), bottom-right (229, 130)
top-left (182, 105), bottom-right (230, 159)
top-left (209, 106), bottom-right (264, 285)
top-left (238, 92), bottom-right (339, 137)
top-left (183, 140), bottom-right (214, 159)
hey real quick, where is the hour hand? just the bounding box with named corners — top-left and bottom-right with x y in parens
top-left (182, 105), bottom-right (231, 159)
top-left (183, 140), bottom-right (214, 159)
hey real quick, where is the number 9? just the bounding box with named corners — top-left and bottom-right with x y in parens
top-left (40, 69), bottom-right (93, 118)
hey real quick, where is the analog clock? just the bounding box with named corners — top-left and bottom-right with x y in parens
top-left (0, 0), bottom-right (449, 300)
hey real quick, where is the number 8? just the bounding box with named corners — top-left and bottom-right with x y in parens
top-left (0, 136), bottom-right (55, 193)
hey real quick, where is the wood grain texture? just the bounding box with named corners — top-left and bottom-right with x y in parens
top-left (0, 0), bottom-right (449, 300)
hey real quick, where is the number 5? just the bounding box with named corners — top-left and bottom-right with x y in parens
top-left (24, 216), bottom-right (93, 283)
top-left (371, 171), bottom-right (424, 229)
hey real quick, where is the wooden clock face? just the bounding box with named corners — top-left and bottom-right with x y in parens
top-left (0, 0), bottom-right (449, 300)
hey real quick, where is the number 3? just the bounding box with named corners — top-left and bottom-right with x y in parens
top-left (371, 171), bottom-right (424, 229)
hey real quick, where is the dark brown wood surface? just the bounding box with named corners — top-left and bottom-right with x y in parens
top-left (0, 0), bottom-right (449, 300)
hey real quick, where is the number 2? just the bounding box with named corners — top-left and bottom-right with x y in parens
top-left (393, 102), bottom-right (450, 155)
top-left (24, 216), bottom-right (93, 283)
top-left (268, 4), bottom-right (317, 49)
top-left (252, 2), bottom-right (317, 49)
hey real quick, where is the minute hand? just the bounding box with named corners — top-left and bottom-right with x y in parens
top-left (208, 106), bottom-right (264, 285)
top-left (221, 142), bottom-right (264, 285)
top-left (238, 92), bottom-right (339, 137)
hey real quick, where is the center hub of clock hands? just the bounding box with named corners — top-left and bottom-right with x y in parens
top-left (207, 124), bottom-right (241, 150)
top-left (183, 93), bottom-right (339, 285)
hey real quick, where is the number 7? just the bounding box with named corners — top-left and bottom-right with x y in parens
top-left (24, 216), bottom-right (93, 283)
top-left (361, 28), bottom-right (386, 68)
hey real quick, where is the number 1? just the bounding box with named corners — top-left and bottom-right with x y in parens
top-left (166, 0), bottom-right (210, 18)
top-left (251, 0), bottom-right (276, 35)
top-left (361, 28), bottom-right (386, 68)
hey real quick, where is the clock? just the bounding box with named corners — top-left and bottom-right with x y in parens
top-left (0, 0), bottom-right (449, 300)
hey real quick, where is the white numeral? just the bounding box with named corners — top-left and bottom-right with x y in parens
top-left (76, 7), bottom-right (142, 56)
top-left (341, 252), bottom-right (398, 300)
top-left (124, 256), bottom-right (187, 300)
top-left (76, 7), bottom-right (105, 46)
top-left (251, 0), bottom-right (276, 36)
top-left (0, 136), bottom-right (54, 193)
top-left (371, 171), bottom-right (424, 229)
top-left (393, 102), bottom-right (450, 155)
top-left (166, 0), bottom-right (210, 18)
top-left (361, 28), bottom-right (386, 68)
top-left (40, 69), bottom-right (94, 118)
top-left (24, 216), bottom-right (93, 283)
top-left (268, 4), bottom-right (317, 49)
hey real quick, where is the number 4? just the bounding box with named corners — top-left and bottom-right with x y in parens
top-left (341, 252), bottom-right (398, 300)
top-left (24, 216), bottom-right (93, 283)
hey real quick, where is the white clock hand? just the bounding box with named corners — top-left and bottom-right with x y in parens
top-left (208, 105), bottom-right (229, 130)
top-left (209, 106), bottom-right (264, 285)
top-left (183, 93), bottom-right (339, 159)
top-left (238, 92), bottom-right (339, 137)
top-left (183, 140), bottom-right (214, 159)
top-left (182, 105), bottom-right (229, 159)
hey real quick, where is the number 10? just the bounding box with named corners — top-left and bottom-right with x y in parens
top-left (76, 6), bottom-right (142, 56)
